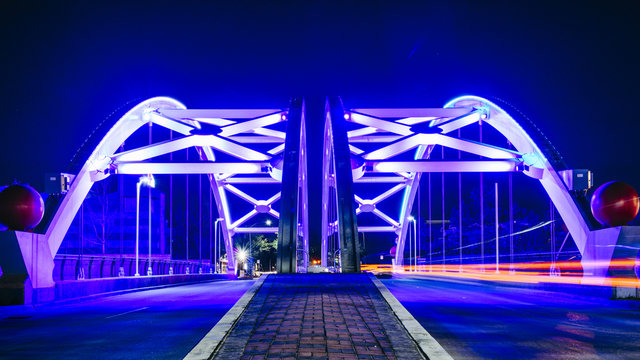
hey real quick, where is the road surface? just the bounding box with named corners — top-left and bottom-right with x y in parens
top-left (382, 274), bottom-right (640, 359)
top-left (0, 280), bottom-right (254, 359)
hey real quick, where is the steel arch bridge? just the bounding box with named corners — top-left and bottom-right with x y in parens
top-left (1, 95), bottom-right (637, 302)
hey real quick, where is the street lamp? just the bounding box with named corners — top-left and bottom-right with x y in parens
top-left (408, 216), bottom-right (417, 272)
top-left (213, 218), bottom-right (223, 273)
top-left (135, 174), bottom-right (155, 276)
top-left (236, 246), bottom-right (248, 276)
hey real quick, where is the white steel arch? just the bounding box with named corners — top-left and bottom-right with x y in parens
top-left (442, 96), bottom-right (590, 259)
top-left (16, 97), bottom-right (287, 293)
top-left (46, 97), bottom-right (187, 258)
top-left (343, 95), bottom-right (594, 273)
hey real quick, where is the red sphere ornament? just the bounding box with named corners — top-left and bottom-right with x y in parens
top-left (590, 181), bottom-right (640, 227)
top-left (0, 184), bottom-right (45, 231)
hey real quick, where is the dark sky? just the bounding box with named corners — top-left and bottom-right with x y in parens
top-left (1, 0), bottom-right (639, 193)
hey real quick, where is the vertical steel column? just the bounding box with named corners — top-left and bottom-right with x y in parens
top-left (550, 200), bottom-right (556, 275)
top-left (320, 100), bottom-right (333, 269)
top-left (441, 146), bottom-right (445, 271)
top-left (170, 131), bottom-right (173, 262)
top-left (119, 144), bottom-right (124, 275)
top-left (509, 172), bottom-right (514, 272)
top-left (328, 96), bottom-right (360, 273)
top-left (495, 182), bottom-right (499, 273)
top-left (298, 105), bottom-right (310, 272)
top-left (79, 203), bottom-right (83, 279)
top-left (148, 176), bottom-right (152, 275)
top-left (209, 186), bottom-right (213, 269)
top-left (186, 149), bottom-right (189, 263)
top-left (148, 123), bottom-right (152, 275)
top-left (428, 173), bottom-right (432, 271)
top-left (199, 174), bottom-right (202, 271)
top-left (458, 129), bottom-right (462, 271)
top-left (409, 220), bottom-right (412, 271)
top-left (479, 121), bottom-right (484, 270)
top-left (508, 140), bottom-right (514, 272)
top-left (277, 97), bottom-right (304, 274)
top-left (418, 183), bottom-right (421, 262)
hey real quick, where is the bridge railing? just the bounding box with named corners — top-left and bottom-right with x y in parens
top-left (53, 254), bottom-right (216, 281)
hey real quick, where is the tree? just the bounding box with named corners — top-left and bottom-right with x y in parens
top-left (239, 234), bottom-right (277, 271)
top-left (85, 177), bottom-right (116, 254)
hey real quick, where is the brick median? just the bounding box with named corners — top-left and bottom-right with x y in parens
top-left (213, 274), bottom-right (423, 360)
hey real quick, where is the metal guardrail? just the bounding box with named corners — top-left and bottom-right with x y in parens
top-left (54, 254), bottom-right (218, 281)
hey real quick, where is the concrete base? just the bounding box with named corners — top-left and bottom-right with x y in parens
top-left (0, 274), bottom-right (56, 305)
top-left (582, 226), bottom-right (640, 279)
top-left (0, 274), bottom-right (29, 306)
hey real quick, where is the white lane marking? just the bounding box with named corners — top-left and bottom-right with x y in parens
top-left (105, 307), bottom-right (149, 319)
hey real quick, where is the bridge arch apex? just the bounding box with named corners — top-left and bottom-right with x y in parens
top-left (45, 97), bottom-right (187, 257)
top-left (442, 95), bottom-right (590, 259)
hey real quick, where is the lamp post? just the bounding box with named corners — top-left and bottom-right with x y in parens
top-left (213, 218), bottom-right (223, 273)
top-left (408, 216), bottom-right (417, 271)
top-left (135, 174), bottom-right (155, 276)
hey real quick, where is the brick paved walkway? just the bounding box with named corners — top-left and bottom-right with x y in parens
top-left (213, 274), bottom-right (424, 360)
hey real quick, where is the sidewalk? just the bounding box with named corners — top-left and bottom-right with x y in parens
top-left (211, 273), bottom-right (425, 360)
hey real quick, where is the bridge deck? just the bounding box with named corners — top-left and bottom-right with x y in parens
top-left (210, 274), bottom-right (425, 360)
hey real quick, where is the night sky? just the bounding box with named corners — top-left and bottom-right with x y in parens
top-left (1, 0), bottom-right (639, 193)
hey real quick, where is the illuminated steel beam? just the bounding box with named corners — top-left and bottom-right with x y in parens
top-left (234, 227), bottom-right (279, 233)
top-left (351, 108), bottom-right (473, 119)
top-left (347, 126), bottom-right (378, 138)
top-left (370, 183), bottom-right (407, 203)
top-left (349, 135), bottom-right (404, 143)
top-left (358, 226), bottom-right (397, 232)
top-left (436, 110), bottom-right (483, 134)
top-left (349, 113), bottom-right (413, 136)
top-left (112, 134), bottom-right (271, 162)
top-left (149, 112), bottom-right (196, 135)
top-left (159, 108), bottom-right (282, 120)
top-left (220, 113), bottom-right (284, 137)
top-left (226, 135), bottom-right (285, 143)
top-left (115, 162), bottom-right (268, 175)
top-left (367, 160), bottom-right (525, 173)
top-left (362, 133), bottom-right (521, 161)
top-left (222, 177), bottom-right (280, 184)
top-left (354, 176), bottom-right (407, 183)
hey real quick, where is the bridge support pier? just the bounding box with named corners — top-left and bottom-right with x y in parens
top-left (581, 226), bottom-right (640, 283)
top-left (0, 231), bottom-right (55, 305)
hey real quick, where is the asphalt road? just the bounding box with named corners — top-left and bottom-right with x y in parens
top-left (0, 279), bottom-right (254, 360)
top-left (382, 274), bottom-right (640, 360)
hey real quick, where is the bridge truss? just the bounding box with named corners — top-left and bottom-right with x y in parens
top-left (1, 94), bottom-right (634, 304)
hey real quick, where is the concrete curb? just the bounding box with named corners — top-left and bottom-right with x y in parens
top-left (183, 274), bottom-right (268, 360)
top-left (367, 273), bottom-right (454, 360)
